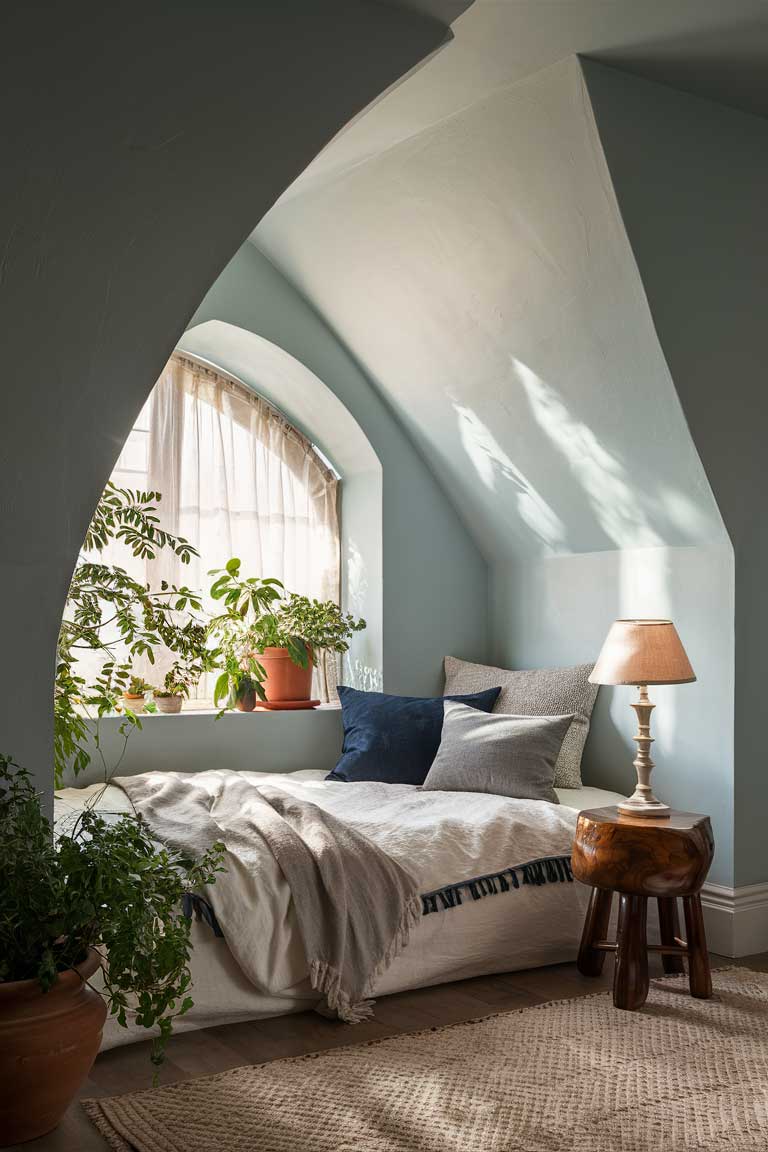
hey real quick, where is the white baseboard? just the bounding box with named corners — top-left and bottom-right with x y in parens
top-left (700, 881), bottom-right (768, 957)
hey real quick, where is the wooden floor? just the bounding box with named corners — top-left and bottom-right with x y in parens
top-left (9, 951), bottom-right (767, 1152)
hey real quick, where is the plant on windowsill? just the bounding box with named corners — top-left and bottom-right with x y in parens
top-left (151, 659), bottom-right (206, 714)
top-left (207, 561), bottom-right (285, 712)
top-left (263, 592), bottom-right (367, 701)
top-left (0, 754), bottom-right (224, 1145)
top-left (208, 559), bottom-right (366, 707)
top-left (121, 674), bottom-right (152, 714)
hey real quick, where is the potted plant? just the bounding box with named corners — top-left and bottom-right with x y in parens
top-left (256, 593), bottom-right (367, 702)
top-left (122, 675), bottom-right (151, 713)
top-left (152, 660), bottom-right (205, 714)
top-left (0, 755), bottom-right (223, 1145)
top-left (208, 560), bottom-right (365, 706)
top-left (220, 661), bottom-right (262, 712)
top-left (208, 561), bottom-right (284, 711)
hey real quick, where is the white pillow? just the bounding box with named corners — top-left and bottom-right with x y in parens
top-left (443, 656), bottom-right (598, 789)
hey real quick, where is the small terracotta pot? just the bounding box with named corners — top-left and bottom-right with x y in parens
top-left (235, 690), bottom-right (256, 712)
top-left (0, 949), bottom-right (107, 1146)
top-left (258, 647), bottom-right (314, 702)
top-left (155, 695), bottom-right (183, 714)
top-left (122, 692), bottom-right (145, 714)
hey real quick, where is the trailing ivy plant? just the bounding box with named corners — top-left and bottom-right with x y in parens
top-left (0, 755), bottom-right (224, 1068)
top-left (55, 483), bottom-right (218, 786)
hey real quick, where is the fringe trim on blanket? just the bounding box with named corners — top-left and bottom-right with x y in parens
top-left (182, 893), bottom-right (224, 937)
top-left (420, 854), bottom-right (573, 916)
top-left (310, 892), bottom-right (423, 1024)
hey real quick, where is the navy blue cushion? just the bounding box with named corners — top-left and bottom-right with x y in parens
top-left (327, 684), bottom-right (502, 786)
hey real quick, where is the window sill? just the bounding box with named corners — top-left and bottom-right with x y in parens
top-left (83, 702), bottom-right (342, 718)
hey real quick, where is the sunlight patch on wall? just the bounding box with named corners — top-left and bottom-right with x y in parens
top-left (512, 356), bottom-right (664, 550)
top-left (453, 400), bottom-right (567, 553)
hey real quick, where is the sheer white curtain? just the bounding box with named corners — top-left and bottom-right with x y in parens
top-left (79, 354), bottom-right (340, 701)
top-left (145, 355), bottom-right (340, 699)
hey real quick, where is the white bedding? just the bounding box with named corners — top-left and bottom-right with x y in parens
top-left (54, 771), bottom-right (627, 1049)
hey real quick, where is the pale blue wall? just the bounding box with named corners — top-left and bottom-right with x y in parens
top-left (492, 545), bottom-right (734, 886)
top-left (64, 709), bottom-right (344, 788)
top-left (248, 56), bottom-right (734, 880)
top-left (582, 59), bottom-right (768, 888)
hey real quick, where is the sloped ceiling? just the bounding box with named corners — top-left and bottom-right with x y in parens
top-left (276, 0), bottom-right (768, 203)
top-left (255, 55), bottom-right (725, 561)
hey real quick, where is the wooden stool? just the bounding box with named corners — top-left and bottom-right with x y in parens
top-left (572, 806), bottom-right (714, 1010)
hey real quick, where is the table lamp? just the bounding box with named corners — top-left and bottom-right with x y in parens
top-left (589, 619), bottom-right (695, 818)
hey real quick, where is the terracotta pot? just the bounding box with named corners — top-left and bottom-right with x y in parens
top-left (235, 689), bottom-right (256, 712)
top-left (155, 695), bottom-right (183, 714)
top-left (0, 949), bottom-right (107, 1146)
top-left (122, 692), bottom-right (145, 714)
top-left (258, 646), bottom-right (314, 702)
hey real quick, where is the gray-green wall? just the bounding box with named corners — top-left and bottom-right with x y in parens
top-left (0, 0), bottom-right (454, 806)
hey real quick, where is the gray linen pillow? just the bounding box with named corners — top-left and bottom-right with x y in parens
top-left (422, 701), bottom-right (572, 803)
top-left (443, 656), bottom-right (598, 789)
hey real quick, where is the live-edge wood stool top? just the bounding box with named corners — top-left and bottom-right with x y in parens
top-left (571, 806), bottom-right (714, 1010)
top-left (572, 806), bottom-right (713, 897)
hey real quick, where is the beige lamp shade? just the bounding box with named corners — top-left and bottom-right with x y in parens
top-left (589, 619), bottom-right (696, 686)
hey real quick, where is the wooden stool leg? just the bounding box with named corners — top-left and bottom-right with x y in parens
top-left (658, 897), bottom-right (685, 974)
top-left (577, 888), bottom-right (614, 977)
top-left (614, 894), bottom-right (649, 1010)
top-left (683, 894), bottom-right (712, 999)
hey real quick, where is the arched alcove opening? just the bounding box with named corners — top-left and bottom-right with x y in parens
top-left (57, 330), bottom-right (383, 786)
top-left (0, 0), bottom-right (456, 809)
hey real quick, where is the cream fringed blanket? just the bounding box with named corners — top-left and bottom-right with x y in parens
top-left (84, 967), bottom-right (768, 1152)
top-left (115, 771), bottom-right (420, 1023)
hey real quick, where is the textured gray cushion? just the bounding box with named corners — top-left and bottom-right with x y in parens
top-left (443, 656), bottom-right (599, 789)
top-left (422, 702), bottom-right (571, 803)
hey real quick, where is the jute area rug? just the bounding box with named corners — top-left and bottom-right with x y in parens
top-left (84, 967), bottom-right (768, 1152)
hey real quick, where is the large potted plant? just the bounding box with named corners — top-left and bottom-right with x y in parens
top-left (0, 755), bottom-right (223, 1145)
top-left (209, 560), bottom-right (365, 706)
top-left (257, 593), bottom-right (367, 702)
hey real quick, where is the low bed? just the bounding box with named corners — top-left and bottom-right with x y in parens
top-left (54, 769), bottom-right (626, 1051)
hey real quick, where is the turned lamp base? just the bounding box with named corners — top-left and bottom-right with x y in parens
top-left (620, 683), bottom-right (671, 820)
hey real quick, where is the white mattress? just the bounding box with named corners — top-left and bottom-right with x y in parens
top-left (55, 772), bottom-right (627, 1049)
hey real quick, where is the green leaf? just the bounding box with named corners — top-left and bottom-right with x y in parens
top-left (213, 672), bottom-right (230, 707)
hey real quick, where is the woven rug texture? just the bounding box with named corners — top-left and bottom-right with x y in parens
top-left (83, 967), bottom-right (768, 1152)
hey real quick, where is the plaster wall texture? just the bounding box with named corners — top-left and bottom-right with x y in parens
top-left (0, 0), bottom-right (454, 805)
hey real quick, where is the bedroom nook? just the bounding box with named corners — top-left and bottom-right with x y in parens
top-left (2, 2), bottom-right (767, 1150)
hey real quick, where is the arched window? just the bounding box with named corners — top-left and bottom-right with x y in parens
top-left (89, 353), bottom-right (340, 700)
